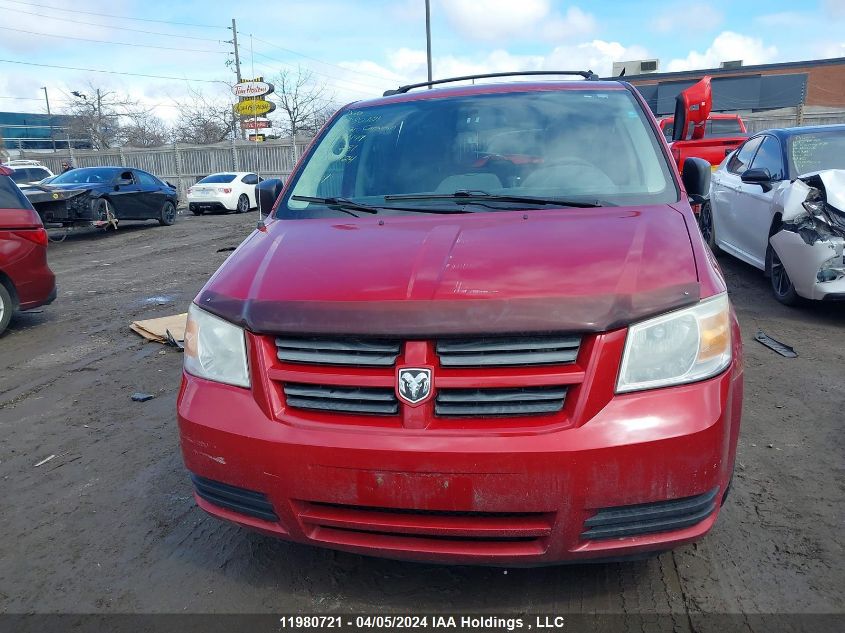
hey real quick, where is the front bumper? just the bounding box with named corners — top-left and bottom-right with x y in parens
top-left (770, 230), bottom-right (845, 301)
top-left (177, 349), bottom-right (743, 565)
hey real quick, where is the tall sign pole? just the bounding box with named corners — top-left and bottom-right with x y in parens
top-left (425, 0), bottom-right (433, 88)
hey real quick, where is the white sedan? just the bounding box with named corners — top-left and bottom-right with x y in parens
top-left (187, 172), bottom-right (261, 215)
top-left (704, 125), bottom-right (845, 304)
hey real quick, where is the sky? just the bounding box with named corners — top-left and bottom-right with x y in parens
top-left (1, 0), bottom-right (844, 122)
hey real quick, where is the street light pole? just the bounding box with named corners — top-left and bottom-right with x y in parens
top-left (425, 0), bottom-right (433, 88)
top-left (41, 86), bottom-right (57, 152)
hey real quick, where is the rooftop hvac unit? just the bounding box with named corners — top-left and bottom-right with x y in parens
top-left (720, 60), bottom-right (743, 69)
top-left (612, 59), bottom-right (660, 77)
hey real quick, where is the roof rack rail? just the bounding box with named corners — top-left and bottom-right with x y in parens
top-left (383, 70), bottom-right (599, 96)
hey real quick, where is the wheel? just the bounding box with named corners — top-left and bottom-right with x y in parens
top-left (0, 283), bottom-right (13, 336)
top-left (236, 194), bottom-right (249, 214)
top-left (92, 198), bottom-right (118, 230)
top-left (698, 201), bottom-right (719, 253)
top-left (766, 244), bottom-right (799, 305)
top-left (159, 201), bottom-right (176, 226)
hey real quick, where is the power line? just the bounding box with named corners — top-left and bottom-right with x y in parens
top-left (0, 4), bottom-right (226, 42)
top-left (251, 50), bottom-right (383, 93)
top-left (249, 57), bottom-right (376, 98)
top-left (249, 35), bottom-right (398, 83)
top-left (0, 25), bottom-right (227, 53)
top-left (0, 58), bottom-right (227, 84)
top-left (2, 0), bottom-right (227, 29)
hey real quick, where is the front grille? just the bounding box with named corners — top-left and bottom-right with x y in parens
top-left (581, 487), bottom-right (719, 540)
top-left (435, 386), bottom-right (567, 417)
top-left (436, 335), bottom-right (581, 367)
top-left (283, 383), bottom-right (399, 415)
top-left (191, 474), bottom-right (278, 522)
top-left (298, 500), bottom-right (554, 555)
top-left (276, 337), bottom-right (401, 367)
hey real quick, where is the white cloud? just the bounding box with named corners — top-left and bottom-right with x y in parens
top-left (438, 0), bottom-right (595, 42)
top-left (823, 0), bottom-right (845, 19)
top-left (653, 5), bottom-right (722, 33)
top-left (665, 31), bottom-right (778, 72)
top-left (543, 40), bottom-right (650, 77)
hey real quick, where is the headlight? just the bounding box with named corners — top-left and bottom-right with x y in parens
top-left (184, 304), bottom-right (250, 388)
top-left (617, 293), bottom-right (731, 393)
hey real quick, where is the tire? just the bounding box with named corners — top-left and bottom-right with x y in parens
top-left (236, 194), bottom-right (249, 214)
top-left (0, 282), bottom-right (13, 336)
top-left (159, 201), bottom-right (177, 226)
top-left (93, 198), bottom-right (117, 230)
top-left (698, 201), bottom-right (720, 254)
top-left (766, 244), bottom-right (799, 306)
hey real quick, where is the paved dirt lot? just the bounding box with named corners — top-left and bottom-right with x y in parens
top-left (1, 211), bottom-right (843, 627)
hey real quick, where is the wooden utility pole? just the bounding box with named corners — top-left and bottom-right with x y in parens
top-left (42, 87), bottom-right (57, 152)
top-left (425, 0), bottom-right (432, 87)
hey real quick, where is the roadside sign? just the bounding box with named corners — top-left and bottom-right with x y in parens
top-left (233, 81), bottom-right (274, 98)
top-left (241, 118), bottom-right (272, 130)
top-left (234, 99), bottom-right (276, 117)
top-left (248, 134), bottom-right (266, 142)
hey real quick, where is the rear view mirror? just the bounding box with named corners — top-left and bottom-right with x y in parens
top-left (682, 157), bottom-right (711, 205)
top-left (741, 167), bottom-right (773, 192)
top-left (256, 178), bottom-right (284, 215)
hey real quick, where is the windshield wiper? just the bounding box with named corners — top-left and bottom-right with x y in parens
top-left (292, 195), bottom-right (381, 217)
top-left (292, 195), bottom-right (475, 216)
top-left (384, 190), bottom-right (605, 208)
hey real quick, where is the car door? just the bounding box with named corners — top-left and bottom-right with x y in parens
top-left (730, 135), bottom-right (786, 265)
top-left (109, 170), bottom-right (144, 218)
top-left (711, 136), bottom-right (762, 264)
top-left (134, 170), bottom-right (168, 218)
top-left (241, 173), bottom-right (259, 207)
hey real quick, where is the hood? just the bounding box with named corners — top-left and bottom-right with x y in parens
top-left (21, 183), bottom-right (90, 205)
top-left (197, 206), bottom-right (700, 336)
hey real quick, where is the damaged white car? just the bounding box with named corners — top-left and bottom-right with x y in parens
top-left (703, 125), bottom-right (845, 304)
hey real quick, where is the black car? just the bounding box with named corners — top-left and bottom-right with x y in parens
top-left (20, 167), bottom-right (179, 228)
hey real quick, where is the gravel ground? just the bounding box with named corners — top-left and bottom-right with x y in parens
top-left (0, 211), bottom-right (842, 630)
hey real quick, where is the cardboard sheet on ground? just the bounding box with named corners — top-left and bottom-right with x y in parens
top-left (130, 313), bottom-right (187, 346)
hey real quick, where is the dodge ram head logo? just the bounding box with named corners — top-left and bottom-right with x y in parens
top-left (397, 367), bottom-right (433, 406)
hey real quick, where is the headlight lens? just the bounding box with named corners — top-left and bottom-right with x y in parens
top-left (617, 293), bottom-right (731, 393)
top-left (184, 304), bottom-right (250, 388)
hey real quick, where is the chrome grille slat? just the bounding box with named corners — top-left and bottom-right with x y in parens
top-left (435, 386), bottom-right (567, 417)
top-left (437, 336), bottom-right (581, 367)
top-left (283, 383), bottom-right (399, 415)
top-left (276, 337), bottom-right (401, 367)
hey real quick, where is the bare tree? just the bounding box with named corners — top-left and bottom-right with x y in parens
top-left (172, 88), bottom-right (234, 145)
top-left (271, 67), bottom-right (333, 141)
top-left (63, 83), bottom-right (129, 149)
top-left (118, 109), bottom-right (171, 148)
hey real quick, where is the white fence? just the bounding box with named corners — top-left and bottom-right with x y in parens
top-left (742, 106), bottom-right (845, 134)
top-left (25, 137), bottom-right (313, 202)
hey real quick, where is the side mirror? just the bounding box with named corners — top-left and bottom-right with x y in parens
top-left (682, 157), bottom-right (711, 205)
top-left (741, 167), bottom-right (773, 192)
top-left (256, 178), bottom-right (284, 215)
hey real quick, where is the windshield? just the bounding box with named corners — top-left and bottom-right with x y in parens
top-left (51, 167), bottom-right (118, 185)
top-left (280, 89), bottom-right (677, 218)
top-left (198, 174), bottom-right (237, 184)
top-left (789, 131), bottom-right (845, 175)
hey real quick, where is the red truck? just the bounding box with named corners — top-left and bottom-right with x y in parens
top-left (177, 71), bottom-right (743, 565)
top-left (662, 76), bottom-right (748, 171)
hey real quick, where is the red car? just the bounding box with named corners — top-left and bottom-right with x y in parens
top-left (0, 166), bottom-right (56, 335)
top-left (178, 72), bottom-right (744, 565)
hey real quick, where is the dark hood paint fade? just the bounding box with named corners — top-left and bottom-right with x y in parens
top-left (196, 205), bottom-right (701, 336)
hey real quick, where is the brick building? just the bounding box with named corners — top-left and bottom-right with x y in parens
top-left (606, 57), bottom-right (845, 132)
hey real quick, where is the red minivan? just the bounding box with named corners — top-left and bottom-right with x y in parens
top-left (178, 73), bottom-right (744, 565)
top-left (0, 166), bottom-right (56, 336)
